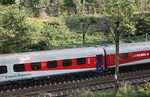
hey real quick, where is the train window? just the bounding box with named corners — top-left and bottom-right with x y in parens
top-left (62, 59), bottom-right (72, 67)
top-left (123, 53), bottom-right (129, 59)
top-left (47, 61), bottom-right (57, 68)
top-left (14, 64), bottom-right (25, 72)
top-left (31, 62), bottom-right (41, 70)
top-left (0, 66), bottom-right (7, 74)
top-left (77, 58), bottom-right (86, 65)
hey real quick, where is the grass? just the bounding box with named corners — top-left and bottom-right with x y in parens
top-left (70, 83), bottom-right (150, 97)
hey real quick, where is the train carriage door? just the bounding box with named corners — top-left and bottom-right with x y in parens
top-left (96, 55), bottom-right (103, 72)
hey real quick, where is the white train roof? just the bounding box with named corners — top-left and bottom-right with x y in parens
top-left (0, 47), bottom-right (104, 65)
top-left (104, 41), bottom-right (150, 54)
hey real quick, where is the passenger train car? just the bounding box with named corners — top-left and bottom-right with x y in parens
top-left (104, 42), bottom-right (150, 67)
top-left (0, 41), bottom-right (150, 83)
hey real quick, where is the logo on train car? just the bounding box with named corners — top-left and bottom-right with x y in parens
top-left (132, 53), bottom-right (150, 58)
top-left (1, 73), bottom-right (32, 79)
top-left (0, 76), bottom-right (4, 79)
top-left (88, 58), bottom-right (91, 64)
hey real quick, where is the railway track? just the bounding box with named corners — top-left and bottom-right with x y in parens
top-left (0, 63), bottom-right (150, 97)
top-left (19, 70), bottom-right (150, 97)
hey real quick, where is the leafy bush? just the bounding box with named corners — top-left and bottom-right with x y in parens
top-left (70, 82), bottom-right (150, 97)
top-left (0, 3), bottom-right (149, 53)
top-left (135, 15), bottom-right (150, 35)
top-left (0, 5), bottom-right (29, 53)
top-left (0, 5), bottom-right (45, 53)
top-left (42, 18), bottom-right (82, 49)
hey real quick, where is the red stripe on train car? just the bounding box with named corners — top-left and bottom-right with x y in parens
top-left (23, 56), bottom-right (97, 72)
top-left (106, 50), bottom-right (150, 67)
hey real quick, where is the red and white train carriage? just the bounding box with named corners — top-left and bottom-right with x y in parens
top-left (104, 42), bottom-right (150, 67)
top-left (0, 41), bottom-right (150, 83)
top-left (0, 47), bottom-right (104, 82)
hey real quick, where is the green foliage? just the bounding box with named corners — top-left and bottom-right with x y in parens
top-left (64, 0), bottom-right (77, 15)
top-left (85, 0), bottom-right (98, 3)
top-left (104, 0), bottom-right (138, 39)
top-left (20, 0), bottom-right (41, 16)
top-left (15, 0), bottom-right (150, 17)
top-left (135, 15), bottom-right (150, 35)
top-left (0, 1), bottom-right (149, 53)
top-left (0, 0), bottom-right (15, 5)
top-left (0, 5), bottom-right (29, 53)
top-left (120, 20), bottom-right (136, 37)
top-left (105, 0), bottom-right (137, 17)
top-left (65, 15), bottom-right (104, 32)
top-left (122, 34), bottom-right (150, 43)
top-left (42, 18), bottom-right (83, 49)
top-left (0, 5), bottom-right (7, 31)
top-left (70, 82), bottom-right (150, 97)
top-left (65, 15), bottom-right (106, 46)
top-left (0, 5), bottom-right (44, 53)
top-left (24, 18), bottom-right (45, 51)
top-left (117, 83), bottom-right (137, 97)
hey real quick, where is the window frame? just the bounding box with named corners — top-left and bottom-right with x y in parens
top-left (47, 61), bottom-right (57, 68)
top-left (14, 64), bottom-right (25, 72)
top-left (0, 65), bottom-right (7, 74)
top-left (62, 59), bottom-right (72, 67)
top-left (77, 58), bottom-right (86, 65)
top-left (123, 53), bottom-right (129, 59)
top-left (31, 62), bottom-right (41, 70)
